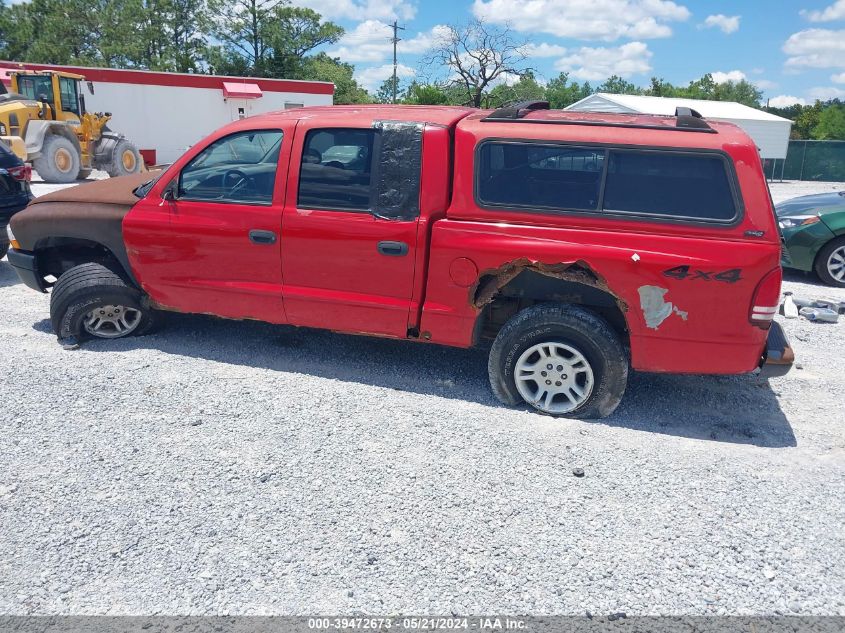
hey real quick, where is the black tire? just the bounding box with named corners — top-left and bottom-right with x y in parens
top-left (106, 139), bottom-right (142, 177)
top-left (32, 134), bottom-right (80, 184)
top-left (0, 232), bottom-right (9, 260)
top-left (49, 263), bottom-right (156, 341)
top-left (814, 236), bottom-right (845, 288)
top-left (488, 303), bottom-right (628, 419)
top-left (77, 168), bottom-right (93, 180)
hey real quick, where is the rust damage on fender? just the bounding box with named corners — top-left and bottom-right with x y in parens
top-left (470, 258), bottom-right (628, 312)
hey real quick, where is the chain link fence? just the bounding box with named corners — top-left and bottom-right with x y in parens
top-left (765, 140), bottom-right (845, 182)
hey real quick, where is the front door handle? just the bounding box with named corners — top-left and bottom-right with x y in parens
top-left (377, 241), bottom-right (408, 256)
top-left (249, 229), bottom-right (277, 245)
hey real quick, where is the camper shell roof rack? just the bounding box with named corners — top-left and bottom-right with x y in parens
top-left (481, 100), bottom-right (716, 134)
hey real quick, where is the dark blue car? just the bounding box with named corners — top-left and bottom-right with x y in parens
top-left (0, 142), bottom-right (33, 259)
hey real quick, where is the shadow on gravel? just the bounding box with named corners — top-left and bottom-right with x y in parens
top-left (783, 268), bottom-right (830, 289)
top-left (0, 261), bottom-right (22, 288)
top-left (39, 310), bottom-right (796, 448)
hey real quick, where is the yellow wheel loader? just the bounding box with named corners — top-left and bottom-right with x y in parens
top-left (0, 69), bottom-right (141, 183)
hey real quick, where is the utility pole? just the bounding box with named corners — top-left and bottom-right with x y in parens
top-left (391, 20), bottom-right (405, 104)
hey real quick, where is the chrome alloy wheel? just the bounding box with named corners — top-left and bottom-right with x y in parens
top-left (82, 304), bottom-right (142, 338)
top-left (827, 245), bottom-right (845, 282)
top-left (514, 342), bottom-right (595, 414)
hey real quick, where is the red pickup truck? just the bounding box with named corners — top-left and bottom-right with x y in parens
top-left (6, 101), bottom-right (792, 418)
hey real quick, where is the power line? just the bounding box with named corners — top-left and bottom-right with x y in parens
top-left (391, 20), bottom-right (405, 104)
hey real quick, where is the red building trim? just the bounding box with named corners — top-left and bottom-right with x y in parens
top-left (0, 61), bottom-right (334, 95)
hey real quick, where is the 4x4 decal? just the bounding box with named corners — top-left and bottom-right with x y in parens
top-left (663, 266), bottom-right (742, 284)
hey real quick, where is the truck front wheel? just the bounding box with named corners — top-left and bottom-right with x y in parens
top-left (32, 134), bottom-right (80, 184)
top-left (50, 263), bottom-right (156, 342)
top-left (488, 303), bottom-right (628, 419)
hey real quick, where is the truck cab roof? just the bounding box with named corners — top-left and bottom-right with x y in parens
top-left (253, 103), bottom-right (753, 153)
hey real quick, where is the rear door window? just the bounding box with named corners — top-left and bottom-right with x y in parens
top-left (602, 150), bottom-right (738, 221)
top-left (297, 128), bottom-right (375, 211)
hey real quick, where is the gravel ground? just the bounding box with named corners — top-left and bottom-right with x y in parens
top-left (0, 178), bottom-right (843, 616)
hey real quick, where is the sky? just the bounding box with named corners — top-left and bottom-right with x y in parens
top-left (291, 0), bottom-right (845, 106)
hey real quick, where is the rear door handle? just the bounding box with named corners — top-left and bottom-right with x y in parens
top-left (377, 241), bottom-right (408, 256)
top-left (249, 229), bottom-right (277, 245)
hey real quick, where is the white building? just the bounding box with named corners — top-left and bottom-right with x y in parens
top-left (1, 62), bottom-right (334, 164)
top-left (565, 93), bottom-right (793, 160)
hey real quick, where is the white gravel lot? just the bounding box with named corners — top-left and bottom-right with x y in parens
top-left (0, 177), bottom-right (843, 616)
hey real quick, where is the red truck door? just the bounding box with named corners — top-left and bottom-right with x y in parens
top-left (279, 122), bottom-right (423, 337)
top-left (124, 125), bottom-right (292, 323)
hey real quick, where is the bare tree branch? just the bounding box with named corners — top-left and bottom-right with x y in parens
top-left (420, 18), bottom-right (530, 108)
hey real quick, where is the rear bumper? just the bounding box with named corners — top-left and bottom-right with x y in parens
top-left (6, 248), bottom-right (46, 292)
top-left (759, 321), bottom-right (794, 378)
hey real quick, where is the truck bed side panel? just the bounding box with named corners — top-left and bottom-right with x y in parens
top-left (420, 219), bottom-right (777, 374)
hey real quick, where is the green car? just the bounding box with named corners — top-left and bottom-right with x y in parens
top-left (777, 191), bottom-right (845, 287)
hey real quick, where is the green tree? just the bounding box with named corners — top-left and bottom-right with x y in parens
top-left (206, 0), bottom-right (280, 75)
top-left (812, 103), bottom-right (845, 140)
top-left (713, 79), bottom-right (763, 108)
top-left (206, 0), bottom-right (343, 78)
top-left (265, 5), bottom-right (343, 78)
top-left (298, 53), bottom-right (370, 104)
top-left (679, 73), bottom-right (718, 100)
top-left (375, 75), bottom-right (403, 104)
top-left (643, 77), bottom-right (674, 97)
top-left (404, 82), bottom-right (449, 105)
top-left (793, 102), bottom-right (824, 139)
top-left (544, 72), bottom-right (592, 109)
top-left (596, 75), bottom-right (640, 95)
top-left (486, 70), bottom-right (545, 107)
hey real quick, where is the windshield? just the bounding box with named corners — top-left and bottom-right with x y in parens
top-left (16, 75), bottom-right (54, 102)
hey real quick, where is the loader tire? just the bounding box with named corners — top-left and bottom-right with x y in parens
top-left (106, 139), bottom-right (141, 177)
top-left (33, 134), bottom-right (80, 184)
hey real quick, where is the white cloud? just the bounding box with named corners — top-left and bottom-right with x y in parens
top-left (328, 20), bottom-right (448, 63)
top-left (711, 70), bottom-right (747, 83)
top-left (783, 28), bottom-right (845, 69)
top-left (767, 95), bottom-right (807, 108)
top-left (296, 0), bottom-right (416, 21)
top-left (808, 85), bottom-right (845, 100)
top-left (832, 72), bottom-right (845, 83)
top-left (355, 63), bottom-right (415, 91)
top-left (522, 42), bottom-right (568, 58)
top-left (709, 69), bottom-right (776, 91)
top-left (700, 14), bottom-right (740, 34)
top-left (554, 41), bottom-right (652, 81)
top-left (801, 1), bottom-right (845, 22)
top-left (471, 0), bottom-right (690, 42)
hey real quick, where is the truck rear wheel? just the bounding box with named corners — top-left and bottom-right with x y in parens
top-left (50, 263), bottom-right (156, 341)
top-left (33, 134), bottom-right (80, 184)
top-left (106, 139), bottom-right (142, 177)
top-left (488, 303), bottom-right (628, 419)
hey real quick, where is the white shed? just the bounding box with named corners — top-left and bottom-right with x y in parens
top-left (565, 93), bottom-right (793, 160)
